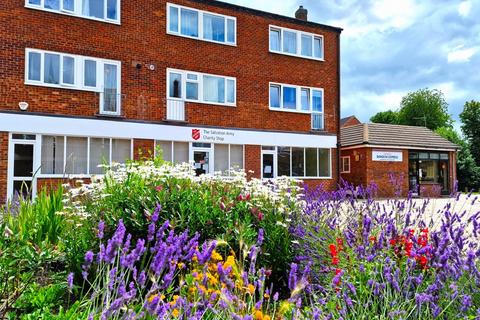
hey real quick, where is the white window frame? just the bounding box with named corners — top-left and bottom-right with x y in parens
top-left (167, 68), bottom-right (236, 107)
top-left (25, 48), bottom-right (122, 115)
top-left (166, 2), bottom-right (237, 46)
top-left (39, 135), bottom-right (133, 178)
top-left (262, 146), bottom-right (332, 179)
top-left (25, 0), bottom-right (121, 24)
top-left (154, 141), bottom-right (245, 177)
top-left (341, 156), bottom-right (351, 173)
top-left (269, 25), bottom-right (324, 61)
top-left (269, 82), bottom-right (324, 116)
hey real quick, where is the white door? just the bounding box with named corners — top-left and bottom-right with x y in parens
top-left (261, 149), bottom-right (276, 179)
top-left (191, 143), bottom-right (214, 176)
top-left (8, 134), bottom-right (38, 199)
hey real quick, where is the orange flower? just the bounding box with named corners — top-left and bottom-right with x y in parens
top-left (247, 284), bottom-right (255, 294)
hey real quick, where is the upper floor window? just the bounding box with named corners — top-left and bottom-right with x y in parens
top-left (25, 49), bottom-right (122, 115)
top-left (167, 3), bottom-right (236, 46)
top-left (167, 69), bottom-right (236, 106)
top-left (25, 0), bottom-right (120, 24)
top-left (269, 83), bottom-right (323, 113)
top-left (269, 25), bottom-right (324, 61)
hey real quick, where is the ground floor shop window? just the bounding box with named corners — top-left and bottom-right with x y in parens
top-left (155, 141), bottom-right (244, 176)
top-left (41, 135), bottom-right (131, 175)
top-left (261, 146), bottom-right (331, 179)
top-left (409, 151), bottom-right (450, 195)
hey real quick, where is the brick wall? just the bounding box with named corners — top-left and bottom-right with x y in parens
top-left (0, 0), bottom-right (340, 136)
top-left (367, 148), bottom-right (409, 198)
top-left (0, 132), bottom-right (8, 203)
top-left (341, 147), bottom-right (409, 198)
top-left (133, 139), bottom-right (155, 161)
top-left (340, 147), bottom-right (368, 188)
top-left (244, 145), bottom-right (261, 180)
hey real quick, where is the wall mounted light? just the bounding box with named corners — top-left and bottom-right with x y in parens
top-left (18, 101), bottom-right (29, 111)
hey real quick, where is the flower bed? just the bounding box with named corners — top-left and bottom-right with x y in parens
top-left (1, 160), bottom-right (479, 319)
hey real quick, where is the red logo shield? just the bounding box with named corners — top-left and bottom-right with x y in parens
top-left (192, 129), bottom-right (201, 141)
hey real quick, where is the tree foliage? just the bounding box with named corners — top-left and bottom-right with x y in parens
top-left (459, 100), bottom-right (480, 166)
top-left (397, 88), bottom-right (452, 130)
top-left (435, 127), bottom-right (480, 191)
top-left (370, 110), bottom-right (399, 124)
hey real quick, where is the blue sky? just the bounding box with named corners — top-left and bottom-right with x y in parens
top-left (227, 0), bottom-right (480, 126)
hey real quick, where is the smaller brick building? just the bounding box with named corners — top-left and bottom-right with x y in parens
top-left (340, 121), bottom-right (459, 198)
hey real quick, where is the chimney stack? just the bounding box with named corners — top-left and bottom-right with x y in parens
top-left (295, 6), bottom-right (308, 21)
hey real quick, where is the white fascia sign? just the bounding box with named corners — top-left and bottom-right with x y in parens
top-left (372, 150), bottom-right (403, 162)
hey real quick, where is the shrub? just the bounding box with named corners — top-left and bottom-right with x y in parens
top-left (66, 161), bottom-right (301, 291)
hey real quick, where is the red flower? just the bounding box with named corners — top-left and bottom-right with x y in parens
top-left (389, 239), bottom-right (397, 246)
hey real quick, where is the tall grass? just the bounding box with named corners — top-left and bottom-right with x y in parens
top-left (2, 186), bottom-right (65, 244)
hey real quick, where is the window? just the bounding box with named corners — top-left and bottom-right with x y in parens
top-left (269, 25), bottom-right (324, 61)
top-left (41, 136), bottom-right (65, 174)
top-left (167, 69), bottom-right (236, 106)
top-left (167, 3), bottom-right (236, 46)
top-left (213, 144), bottom-right (244, 175)
top-left (173, 142), bottom-right (189, 164)
top-left (44, 53), bottom-right (60, 84)
top-left (41, 135), bottom-right (131, 175)
top-left (204, 75), bottom-right (225, 103)
top-left (341, 156), bottom-right (350, 173)
top-left (270, 29), bottom-right (281, 51)
top-left (25, 0), bottom-right (120, 24)
top-left (276, 147), bottom-right (331, 178)
top-left (25, 49), bottom-right (122, 115)
top-left (270, 85), bottom-right (280, 108)
top-left (283, 86), bottom-right (297, 110)
top-left (269, 82), bottom-right (324, 114)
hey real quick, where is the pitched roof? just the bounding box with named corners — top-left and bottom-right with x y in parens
top-left (341, 123), bottom-right (459, 150)
top-left (340, 116), bottom-right (361, 127)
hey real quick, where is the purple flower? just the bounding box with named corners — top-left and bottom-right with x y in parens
top-left (84, 251), bottom-right (94, 265)
top-left (97, 220), bottom-right (105, 239)
top-left (67, 272), bottom-right (74, 290)
top-left (257, 229), bottom-right (264, 246)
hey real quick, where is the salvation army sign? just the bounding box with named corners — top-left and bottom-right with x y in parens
top-left (372, 150), bottom-right (403, 162)
top-left (191, 128), bottom-right (236, 143)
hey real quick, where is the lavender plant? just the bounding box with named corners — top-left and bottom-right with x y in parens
top-left (72, 205), bottom-right (284, 320)
top-left (293, 186), bottom-right (480, 319)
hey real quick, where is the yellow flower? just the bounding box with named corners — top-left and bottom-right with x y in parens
top-left (211, 250), bottom-right (223, 262)
top-left (223, 255), bottom-right (235, 269)
top-left (264, 293), bottom-right (270, 299)
top-left (147, 294), bottom-right (157, 303)
top-left (198, 285), bottom-right (207, 293)
top-left (278, 301), bottom-right (293, 315)
top-left (188, 286), bottom-right (197, 294)
top-left (247, 284), bottom-right (255, 294)
top-left (263, 316), bottom-right (271, 320)
top-left (207, 272), bottom-right (219, 286)
top-left (254, 310), bottom-right (264, 320)
top-left (177, 262), bottom-right (185, 269)
top-left (172, 309), bottom-right (180, 317)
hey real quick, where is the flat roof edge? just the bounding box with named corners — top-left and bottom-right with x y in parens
top-left (190, 0), bottom-right (343, 33)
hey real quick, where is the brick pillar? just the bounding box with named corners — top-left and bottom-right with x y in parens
top-left (0, 132), bottom-right (8, 203)
top-left (245, 145), bottom-right (261, 180)
top-left (133, 139), bottom-right (155, 161)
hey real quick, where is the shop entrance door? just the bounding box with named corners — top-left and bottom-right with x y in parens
top-left (193, 150), bottom-right (210, 176)
top-left (261, 149), bottom-right (276, 179)
top-left (408, 159), bottom-right (419, 196)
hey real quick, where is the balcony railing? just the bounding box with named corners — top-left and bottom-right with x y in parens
top-left (167, 99), bottom-right (185, 121)
top-left (311, 113), bottom-right (323, 130)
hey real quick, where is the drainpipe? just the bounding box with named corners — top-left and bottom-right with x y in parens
top-left (336, 32), bottom-right (342, 189)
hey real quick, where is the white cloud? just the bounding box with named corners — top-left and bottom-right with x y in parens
top-left (447, 45), bottom-right (478, 63)
top-left (371, 0), bottom-right (419, 29)
top-left (458, 1), bottom-right (472, 17)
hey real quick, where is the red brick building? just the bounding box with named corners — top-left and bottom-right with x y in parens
top-left (340, 121), bottom-right (459, 198)
top-left (0, 0), bottom-right (342, 202)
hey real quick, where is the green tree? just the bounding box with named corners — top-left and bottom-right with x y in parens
top-left (435, 127), bottom-right (480, 191)
top-left (459, 100), bottom-right (480, 166)
top-left (370, 110), bottom-right (399, 124)
top-left (397, 88), bottom-right (453, 130)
